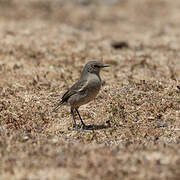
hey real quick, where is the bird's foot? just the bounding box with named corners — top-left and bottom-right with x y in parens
top-left (81, 123), bottom-right (88, 129)
top-left (82, 124), bottom-right (93, 130)
top-left (72, 124), bottom-right (82, 131)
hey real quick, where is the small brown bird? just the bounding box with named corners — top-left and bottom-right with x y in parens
top-left (53, 61), bottom-right (109, 129)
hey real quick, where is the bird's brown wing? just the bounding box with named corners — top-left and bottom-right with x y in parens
top-left (61, 79), bottom-right (88, 103)
top-left (53, 79), bottom-right (88, 112)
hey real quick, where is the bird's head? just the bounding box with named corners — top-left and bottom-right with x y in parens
top-left (82, 61), bottom-right (110, 76)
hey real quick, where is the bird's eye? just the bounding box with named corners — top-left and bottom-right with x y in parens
top-left (94, 65), bottom-right (99, 68)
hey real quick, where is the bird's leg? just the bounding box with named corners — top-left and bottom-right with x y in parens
top-left (70, 108), bottom-right (77, 128)
top-left (75, 108), bottom-right (86, 128)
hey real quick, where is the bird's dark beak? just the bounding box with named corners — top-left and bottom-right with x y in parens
top-left (101, 64), bottom-right (110, 68)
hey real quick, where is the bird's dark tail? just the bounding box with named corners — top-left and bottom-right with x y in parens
top-left (52, 101), bottom-right (63, 112)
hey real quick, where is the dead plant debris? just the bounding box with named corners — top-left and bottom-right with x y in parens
top-left (0, 0), bottom-right (180, 180)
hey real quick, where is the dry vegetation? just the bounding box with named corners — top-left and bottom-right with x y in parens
top-left (0, 0), bottom-right (180, 179)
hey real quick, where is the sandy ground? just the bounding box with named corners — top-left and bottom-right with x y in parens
top-left (0, 0), bottom-right (180, 179)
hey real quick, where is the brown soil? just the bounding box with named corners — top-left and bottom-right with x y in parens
top-left (0, 0), bottom-right (180, 179)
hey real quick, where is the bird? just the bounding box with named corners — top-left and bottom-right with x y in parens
top-left (53, 60), bottom-right (110, 129)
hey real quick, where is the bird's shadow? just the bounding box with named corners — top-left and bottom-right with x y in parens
top-left (72, 123), bottom-right (111, 131)
top-left (84, 124), bottom-right (111, 130)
